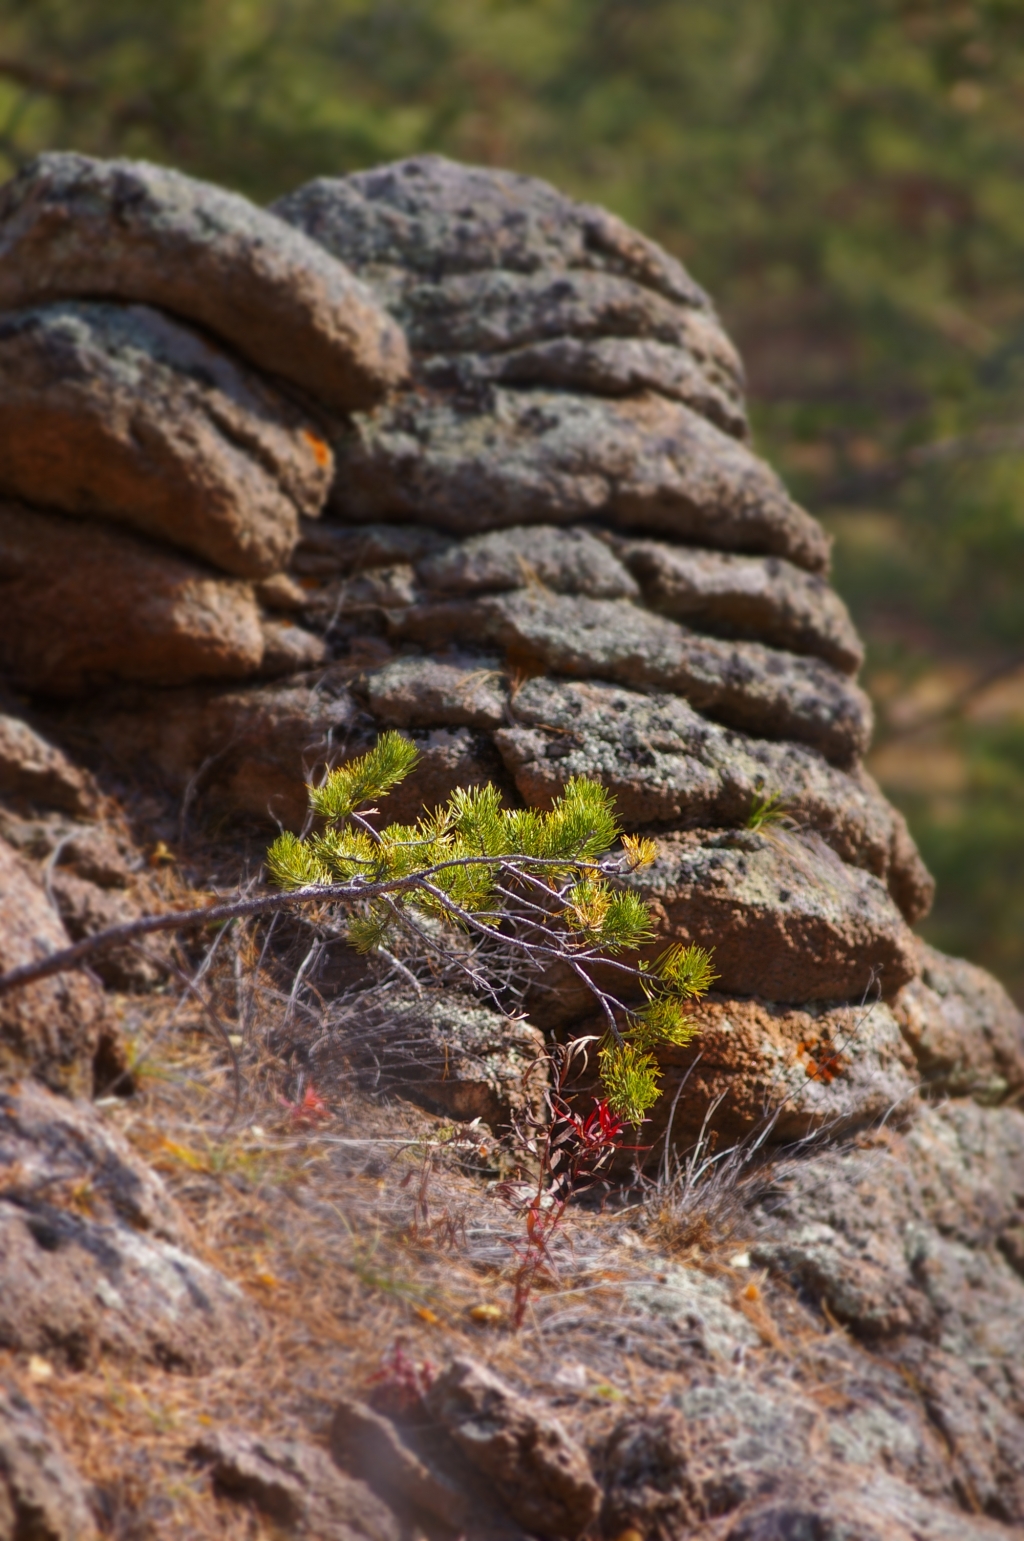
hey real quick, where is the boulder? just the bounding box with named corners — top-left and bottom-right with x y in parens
top-left (0, 837), bottom-right (112, 1096)
top-left (0, 152), bottom-right (408, 412)
top-left (0, 713), bottom-right (98, 817)
top-left (640, 995), bottom-right (919, 1150)
top-left (389, 591), bottom-right (872, 764)
top-left (624, 828), bottom-right (919, 1004)
top-left (366, 654), bottom-right (508, 731)
top-left (0, 1385), bottom-right (97, 1541)
top-left (613, 534), bottom-right (863, 672)
top-left (190, 1428), bottom-right (399, 1540)
top-left (0, 302), bottom-right (333, 578)
top-left (492, 675), bottom-right (924, 912)
top-left (274, 154), bottom-right (746, 436)
top-left (330, 387), bottom-right (830, 571)
top-left (321, 991), bottom-right (547, 1131)
top-left (425, 1357), bottom-right (601, 1540)
top-left (49, 870), bottom-right (165, 993)
top-left (0, 501), bottom-right (265, 694)
top-left (415, 523), bottom-right (639, 600)
top-left (895, 939), bottom-right (1024, 1104)
top-left (330, 1396), bottom-right (470, 1529)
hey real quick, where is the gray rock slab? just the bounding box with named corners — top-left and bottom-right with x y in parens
top-left (416, 523), bottom-right (638, 599)
top-left (0, 152), bottom-right (408, 412)
top-left (390, 591), bottom-right (872, 764)
top-left (331, 387), bottom-right (830, 572)
top-left (324, 990), bottom-right (547, 1132)
top-left (0, 301), bottom-right (332, 578)
top-left (366, 654), bottom-right (508, 730)
top-left (895, 939), bottom-right (1024, 1104)
top-left (424, 331), bottom-right (747, 439)
top-left (0, 1385), bottom-right (98, 1541)
top-left (614, 534), bottom-right (863, 673)
top-left (190, 1428), bottom-right (399, 1540)
top-left (0, 1082), bottom-right (261, 1371)
top-left (274, 154), bottom-right (713, 307)
top-left (494, 674), bottom-right (891, 875)
top-left (0, 501), bottom-right (265, 695)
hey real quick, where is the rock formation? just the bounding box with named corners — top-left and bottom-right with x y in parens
top-left (0, 149), bottom-right (1021, 1540)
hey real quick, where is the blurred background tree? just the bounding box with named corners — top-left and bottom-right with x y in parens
top-left (1, 0), bottom-right (1021, 998)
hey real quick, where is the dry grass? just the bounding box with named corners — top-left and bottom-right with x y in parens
top-left (2, 816), bottom-right (855, 1539)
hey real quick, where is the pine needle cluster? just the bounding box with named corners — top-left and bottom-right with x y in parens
top-left (266, 733), bottom-right (715, 1124)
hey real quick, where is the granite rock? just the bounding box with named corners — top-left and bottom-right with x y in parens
top-left (0, 152), bottom-right (408, 411)
top-left (0, 837), bottom-right (112, 1096)
top-left (190, 1428), bottom-right (399, 1540)
top-left (0, 301), bottom-right (332, 578)
top-left (613, 534), bottom-right (863, 673)
top-left (331, 387), bottom-right (829, 570)
top-left (0, 501), bottom-right (265, 694)
top-left (0, 713), bottom-right (98, 817)
top-left (895, 939), bottom-right (1024, 1104)
top-left (0, 1385), bottom-right (97, 1541)
top-left (425, 1356), bottom-right (601, 1540)
top-left (390, 590), bottom-right (872, 764)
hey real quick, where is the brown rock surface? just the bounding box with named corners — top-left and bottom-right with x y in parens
top-left (0, 302), bottom-right (333, 578)
top-left (0, 152), bottom-right (409, 412)
top-left (0, 1385), bottom-right (97, 1541)
top-left (0, 712), bottom-right (98, 816)
top-left (0, 837), bottom-right (110, 1095)
top-left (0, 501), bottom-right (265, 694)
top-left (330, 1396), bottom-right (470, 1528)
top-left (425, 1357), bottom-right (601, 1540)
top-left (625, 829), bottom-right (918, 1004)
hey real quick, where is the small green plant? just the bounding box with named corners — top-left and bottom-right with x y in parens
top-left (267, 732), bottom-right (714, 1124)
top-left (746, 790), bottom-right (791, 832)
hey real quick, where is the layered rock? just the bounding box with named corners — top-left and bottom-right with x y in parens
top-left (0, 152), bottom-right (409, 411)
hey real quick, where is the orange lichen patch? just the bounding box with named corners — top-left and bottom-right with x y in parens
top-left (797, 1036), bottom-right (848, 1084)
top-left (301, 428), bottom-right (332, 468)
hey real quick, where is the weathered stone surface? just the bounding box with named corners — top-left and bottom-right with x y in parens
top-left (424, 332), bottom-right (747, 438)
top-left (366, 654), bottom-right (508, 730)
top-left (493, 675), bottom-right (916, 897)
top-left (276, 154), bottom-right (746, 430)
top-left (275, 155), bottom-right (711, 305)
top-left (0, 302), bottom-right (333, 578)
top-left (330, 388), bottom-right (830, 571)
top-left (391, 591), bottom-right (871, 764)
top-left (0, 1385), bottom-right (97, 1541)
top-left (725, 1479), bottom-right (1013, 1541)
top-left (614, 535), bottom-right (863, 673)
top-left (895, 940), bottom-right (1024, 1104)
top-left (0, 713), bottom-right (98, 816)
top-left (425, 1357), bottom-right (600, 1540)
top-left (623, 829), bottom-right (918, 1005)
top-left (0, 1079), bottom-right (261, 1370)
top-left (0, 502), bottom-right (265, 694)
top-left (0, 1080), bottom-right (184, 1243)
top-left (290, 519), bottom-right (450, 578)
top-left (332, 991), bottom-right (546, 1131)
top-left (260, 618), bottom-right (330, 676)
top-left (49, 870), bottom-right (165, 993)
top-left (0, 152), bottom-right (409, 411)
top-left (416, 523), bottom-right (638, 599)
top-left (0, 838), bottom-right (111, 1096)
top-left (190, 1428), bottom-right (399, 1540)
top-left (0, 1184), bottom-right (258, 1372)
top-left (639, 995), bottom-right (919, 1150)
top-left (330, 1396), bottom-right (469, 1528)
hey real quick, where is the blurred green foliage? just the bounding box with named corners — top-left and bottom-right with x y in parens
top-left (0, 0), bottom-right (1021, 996)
